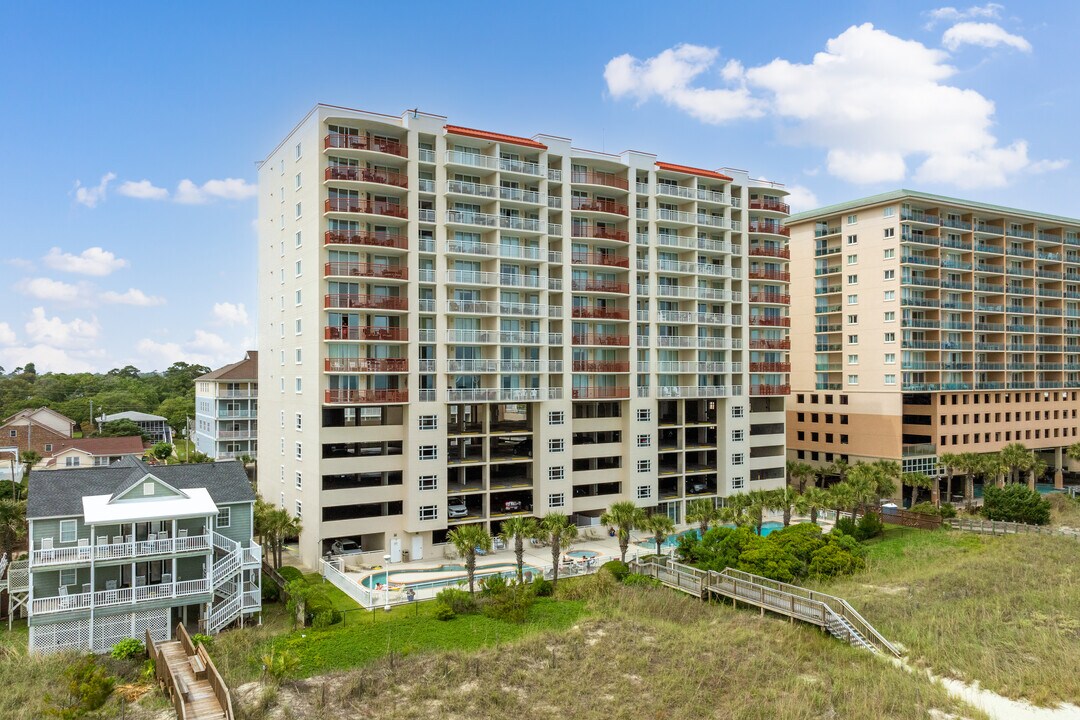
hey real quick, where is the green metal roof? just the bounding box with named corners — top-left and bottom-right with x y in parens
top-left (786, 189), bottom-right (1080, 227)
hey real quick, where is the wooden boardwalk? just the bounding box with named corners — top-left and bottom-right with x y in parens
top-left (147, 624), bottom-right (233, 720)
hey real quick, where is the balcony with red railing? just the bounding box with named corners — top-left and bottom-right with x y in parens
top-left (572, 360), bottom-right (631, 372)
top-left (324, 358), bottom-right (409, 373)
top-left (324, 262), bottom-right (408, 280)
top-left (749, 198), bottom-right (791, 214)
top-left (324, 166), bottom-right (408, 188)
top-left (749, 338), bottom-right (791, 350)
top-left (570, 225), bottom-right (629, 242)
top-left (324, 294), bottom-right (408, 311)
top-left (749, 246), bottom-right (791, 259)
top-left (748, 268), bottom-right (791, 282)
top-left (748, 292), bottom-right (791, 304)
top-left (750, 384), bottom-right (791, 396)
top-left (324, 198), bottom-right (408, 218)
top-left (324, 326), bottom-right (408, 341)
top-left (570, 279), bottom-right (630, 294)
top-left (572, 386), bottom-right (631, 399)
top-left (570, 252), bottom-right (630, 269)
top-left (748, 220), bottom-right (790, 237)
top-left (749, 316), bottom-right (791, 327)
top-left (324, 388), bottom-right (409, 404)
top-left (572, 334), bottom-right (630, 347)
top-left (572, 306), bottom-right (631, 320)
top-left (570, 170), bottom-right (629, 191)
top-left (749, 362), bottom-right (792, 373)
top-left (571, 197), bottom-right (630, 216)
top-left (324, 133), bottom-right (407, 158)
top-left (324, 229), bottom-right (407, 250)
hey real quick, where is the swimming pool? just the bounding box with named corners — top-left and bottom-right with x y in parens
top-left (634, 522), bottom-right (785, 551)
top-left (566, 550), bottom-right (599, 559)
top-left (361, 562), bottom-right (540, 590)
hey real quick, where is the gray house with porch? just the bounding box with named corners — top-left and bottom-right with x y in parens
top-left (19, 457), bottom-right (261, 653)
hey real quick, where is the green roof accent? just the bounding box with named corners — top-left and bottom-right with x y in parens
top-left (786, 189), bottom-right (1080, 227)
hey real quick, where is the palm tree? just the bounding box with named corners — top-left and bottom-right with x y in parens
top-left (499, 516), bottom-right (539, 583)
top-left (828, 482), bottom-right (857, 523)
top-left (745, 490), bottom-right (772, 535)
top-left (0, 498), bottom-right (26, 558)
top-left (1028, 456), bottom-right (1048, 492)
top-left (801, 486), bottom-right (830, 525)
top-left (766, 486), bottom-right (803, 527)
top-left (981, 451), bottom-right (1008, 490)
top-left (955, 452), bottom-right (981, 507)
top-left (447, 524), bottom-right (493, 594)
top-left (870, 459), bottom-right (901, 504)
top-left (539, 513), bottom-right (578, 590)
top-left (844, 463), bottom-right (878, 520)
top-left (903, 472), bottom-right (934, 507)
top-left (938, 452), bottom-right (961, 506)
top-left (256, 505), bottom-right (303, 570)
top-left (640, 511), bottom-right (676, 554)
top-left (827, 458), bottom-right (851, 485)
top-left (1000, 443), bottom-right (1033, 485)
top-left (719, 493), bottom-right (751, 528)
top-left (684, 498), bottom-right (717, 538)
top-left (600, 501), bottom-right (646, 563)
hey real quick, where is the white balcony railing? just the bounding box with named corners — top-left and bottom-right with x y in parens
top-left (32, 578), bottom-right (211, 615)
top-left (31, 533), bottom-right (212, 567)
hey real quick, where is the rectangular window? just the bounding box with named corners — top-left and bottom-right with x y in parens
top-left (884, 332), bottom-right (896, 342)
top-left (295, 442), bottom-right (302, 460)
top-left (636, 434), bottom-right (651, 448)
top-left (549, 466), bottom-right (565, 482)
top-left (847, 254), bottom-right (858, 265)
top-left (295, 202), bottom-right (302, 219)
top-left (885, 374), bottom-right (897, 385)
top-left (418, 415), bottom-right (438, 430)
top-left (60, 569), bottom-right (76, 587)
top-left (884, 290), bottom-right (895, 301)
top-left (295, 472), bottom-right (302, 489)
top-left (732, 453), bottom-right (745, 466)
top-left (295, 347), bottom-right (302, 363)
top-left (848, 335), bottom-right (858, 344)
top-left (884, 269), bottom-right (895, 280)
top-left (549, 439), bottom-right (565, 452)
top-left (295, 413), bottom-right (302, 430)
top-left (548, 411), bottom-right (565, 425)
top-left (848, 354), bottom-right (859, 364)
top-left (419, 505), bottom-right (438, 521)
top-left (847, 214), bottom-right (858, 225)
top-left (65, 456), bottom-right (81, 467)
top-left (847, 294), bottom-right (858, 305)
top-left (295, 501), bottom-right (302, 519)
top-left (419, 475), bottom-right (438, 491)
top-left (884, 226), bottom-right (895, 237)
top-left (731, 429), bottom-right (744, 442)
top-left (883, 207), bottom-right (895, 218)
top-left (636, 485), bottom-right (652, 499)
top-left (295, 230), bottom-right (302, 247)
top-left (295, 289), bottom-right (302, 306)
top-left (731, 477), bottom-right (745, 490)
top-left (846, 234), bottom-right (857, 245)
top-left (295, 377), bottom-right (302, 393)
top-left (636, 408), bottom-right (651, 422)
top-left (636, 459), bottom-right (652, 473)
top-left (548, 493), bottom-right (565, 508)
top-left (217, 507), bottom-right (231, 528)
top-left (884, 311), bottom-right (896, 322)
top-left (295, 172), bottom-right (301, 189)
top-left (295, 260), bottom-right (302, 276)
top-left (884, 353), bottom-right (896, 364)
top-left (59, 519), bottom-right (77, 543)
top-left (732, 405), bottom-right (745, 418)
top-left (44, 443), bottom-right (52, 452)
top-left (295, 142), bottom-right (302, 159)
top-left (848, 375), bottom-right (859, 385)
top-left (295, 318), bottom-right (302, 334)
top-left (883, 248), bottom-right (895, 259)
top-left (847, 314), bottom-right (858, 324)
top-left (419, 445), bottom-right (438, 460)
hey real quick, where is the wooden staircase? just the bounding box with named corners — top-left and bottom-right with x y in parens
top-left (147, 623), bottom-right (234, 720)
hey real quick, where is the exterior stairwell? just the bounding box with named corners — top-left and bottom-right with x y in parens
top-left (208, 533), bottom-right (243, 634)
top-left (825, 611), bottom-right (877, 653)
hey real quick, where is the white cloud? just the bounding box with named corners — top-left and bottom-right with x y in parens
top-left (0, 345), bottom-right (96, 373)
top-left (604, 44), bottom-right (765, 123)
top-left (942, 21), bottom-right (1031, 52)
top-left (5, 258), bottom-right (34, 270)
top-left (604, 24), bottom-right (1065, 188)
top-left (17, 277), bottom-right (81, 303)
top-left (24, 307), bottom-right (100, 349)
top-left (211, 302), bottom-right (249, 326)
top-left (101, 288), bottom-right (166, 306)
top-left (136, 329), bottom-right (250, 370)
top-left (174, 178), bottom-right (257, 204)
top-left (0, 323), bottom-right (16, 346)
top-left (44, 246), bottom-right (128, 276)
top-left (925, 3), bottom-right (1003, 27)
top-left (785, 185), bottom-right (820, 213)
top-left (117, 179), bottom-right (169, 200)
top-left (73, 172), bottom-right (116, 208)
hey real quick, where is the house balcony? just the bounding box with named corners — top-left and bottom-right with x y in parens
top-left (749, 246), bottom-right (791, 259)
top-left (324, 262), bottom-right (407, 280)
top-left (570, 279), bottom-right (630, 294)
top-left (570, 170), bottom-right (629, 191)
top-left (217, 429), bottom-right (255, 440)
top-left (324, 358), bottom-right (408, 373)
top-left (324, 166), bottom-right (408, 188)
top-left (324, 133), bottom-right (407, 158)
top-left (749, 338), bottom-right (791, 350)
top-left (572, 361), bottom-right (631, 373)
top-left (748, 292), bottom-right (791, 304)
top-left (750, 384), bottom-right (791, 396)
top-left (31, 578), bottom-right (212, 616)
top-left (571, 197), bottom-right (630, 216)
top-left (749, 316), bottom-right (791, 327)
top-left (748, 220), bottom-right (790, 237)
top-left (572, 334), bottom-right (630, 347)
top-left (30, 533), bottom-right (212, 568)
top-left (749, 198), bottom-right (791, 214)
top-left (571, 306), bottom-right (630, 320)
top-left (572, 386), bottom-right (631, 399)
top-left (748, 268), bottom-right (791, 282)
top-left (570, 225), bottom-right (629, 242)
top-left (324, 198), bottom-right (408, 218)
top-left (324, 229), bottom-right (407, 250)
top-left (656, 385), bottom-right (732, 399)
top-left (324, 389), bottom-right (408, 404)
top-left (750, 362), bottom-right (791, 373)
top-left (324, 326), bottom-right (408, 342)
top-left (571, 252), bottom-right (630, 268)
top-left (324, 294), bottom-right (407, 311)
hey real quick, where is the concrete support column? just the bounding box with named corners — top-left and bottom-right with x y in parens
top-left (1055, 446), bottom-right (1065, 489)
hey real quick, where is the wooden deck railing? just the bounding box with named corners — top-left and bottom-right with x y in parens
top-left (147, 629), bottom-right (188, 720)
top-left (878, 508), bottom-right (943, 530)
top-left (175, 623), bottom-right (234, 720)
top-left (945, 517), bottom-right (1080, 540)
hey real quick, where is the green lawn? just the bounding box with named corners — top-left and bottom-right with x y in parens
top-left (172, 438), bottom-right (194, 463)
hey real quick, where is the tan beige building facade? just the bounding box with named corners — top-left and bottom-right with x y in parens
top-left (787, 190), bottom-right (1080, 486)
top-left (257, 104), bottom-right (792, 568)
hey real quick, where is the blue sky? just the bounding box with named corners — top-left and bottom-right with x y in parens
top-left (1, 1), bottom-right (1074, 372)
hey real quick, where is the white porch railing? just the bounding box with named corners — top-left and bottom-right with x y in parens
top-left (31, 533), bottom-right (212, 567)
top-left (32, 578), bottom-right (211, 615)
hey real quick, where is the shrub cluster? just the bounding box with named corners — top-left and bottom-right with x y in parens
top-left (677, 522), bottom-right (867, 583)
top-left (983, 484), bottom-right (1051, 525)
top-left (109, 637), bottom-right (145, 660)
top-left (833, 512), bottom-right (883, 541)
top-left (909, 501), bottom-right (958, 518)
top-left (434, 576), bottom-right (542, 622)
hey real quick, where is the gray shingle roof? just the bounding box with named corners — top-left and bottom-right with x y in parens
top-left (101, 411), bottom-right (167, 423)
top-left (27, 456), bottom-right (255, 519)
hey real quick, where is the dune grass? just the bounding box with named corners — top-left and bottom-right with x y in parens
top-left (809, 526), bottom-right (1080, 706)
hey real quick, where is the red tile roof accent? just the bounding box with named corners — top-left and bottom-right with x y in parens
top-left (444, 125), bottom-right (547, 150)
top-left (51, 436), bottom-right (146, 456)
top-left (655, 161), bottom-right (732, 181)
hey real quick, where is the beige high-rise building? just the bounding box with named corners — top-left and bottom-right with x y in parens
top-left (787, 190), bottom-right (1080, 490)
top-left (257, 104), bottom-right (791, 568)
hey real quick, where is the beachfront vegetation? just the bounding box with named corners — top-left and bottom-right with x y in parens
top-left (981, 483), bottom-right (1052, 524)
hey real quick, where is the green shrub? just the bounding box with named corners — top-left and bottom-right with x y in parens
top-left (312, 610), bottom-right (336, 629)
top-left (478, 573), bottom-right (508, 598)
top-left (48, 656), bottom-right (114, 718)
top-left (736, 542), bottom-right (801, 583)
top-left (261, 580), bottom-right (281, 603)
top-left (436, 587), bottom-right (478, 614)
top-left (768, 522), bottom-right (826, 572)
top-left (191, 633), bottom-right (214, 648)
top-left (698, 526), bottom-right (763, 573)
top-left (983, 484), bottom-right (1052, 525)
top-left (909, 501), bottom-right (939, 516)
top-left (808, 540), bottom-right (866, 577)
top-left (855, 512), bottom-right (884, 540)
top-left (110, 638), bottom-right (145, 660)
top-left (261, 647), bottom-right (299, 682)
top-left (599, 560), bottom-right (629, 582)
top-left (621, 573), bottom-right (661, 588)
top-left (555, 572), bottom-right (616, 601)
top-left (433, 603), bottom-right (457, 621)
top-left (532, 578), bottom-right (553, 597)
top-left (938, 503), bottom-right (958, 519)
top-left (139, 659), bottom-right (156, 684)
top-left (834, 517), bottom-right (858, 537)
top-left (482, 584), bottom-right (535, 623)
top-left (278, 566), bottom-right (304, 583)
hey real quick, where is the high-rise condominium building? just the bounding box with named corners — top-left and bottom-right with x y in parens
top-left (257, 104), bottom-right (791, 568)
top-left (787, 189), bottom-right (1080, 488)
